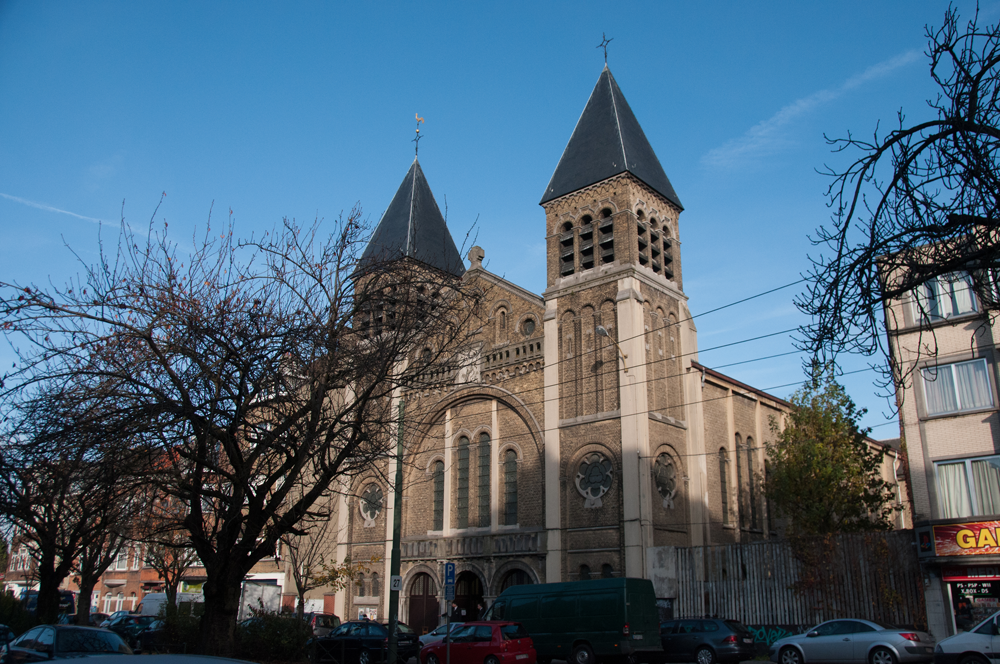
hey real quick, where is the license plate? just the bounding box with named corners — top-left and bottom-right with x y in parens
top-left (516, 655), bottom-right (529, 660)
top-left (633, 635), bottom-right (643, 640)
top-left (743, 639), bottom-right (753, 644)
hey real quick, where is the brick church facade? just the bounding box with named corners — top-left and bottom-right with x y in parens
top-left (328, 65), bottom-right (793, 633)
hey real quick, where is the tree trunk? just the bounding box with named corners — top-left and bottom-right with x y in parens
top-left (297, 592), bottom-right (305, 619)
top-left (198, 566), bottom-right (244, 657)
top-left (35, 552), bottom-right (64, 625)
top-left (164, 579), bottom-right (179, 618)
top-left (76, 576), bottom-right (96, 625)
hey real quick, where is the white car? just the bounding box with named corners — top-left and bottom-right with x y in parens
top-left (419, 622), bottom-right (464, 647)
top-left (934, 610), bottom-right (1000, 664)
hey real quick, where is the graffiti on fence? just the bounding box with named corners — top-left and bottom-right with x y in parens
top-left (746, 625), bottom-right (810, 645)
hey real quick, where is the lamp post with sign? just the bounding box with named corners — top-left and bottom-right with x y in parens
top-left (387, 400), bottom-right (405, 664)
top-left (444, 562), bottom-right (455, 664)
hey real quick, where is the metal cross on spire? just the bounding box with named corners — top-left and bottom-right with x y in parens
top-left (413, 113), bottom-right (425, 156)
top-left (597, 33), bottom-right (613, 64)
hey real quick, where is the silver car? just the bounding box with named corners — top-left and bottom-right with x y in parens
top-left (770, 619), bottom-right (935, 664)
top-left (418, 622), bottom-right (464, 647)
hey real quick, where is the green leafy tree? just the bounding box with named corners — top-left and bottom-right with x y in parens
top-left (766, 367), bottom-right (899, 537)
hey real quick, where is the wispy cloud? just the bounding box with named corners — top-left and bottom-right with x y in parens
top-left (702, 50), bottom-right (922, 169)
top-left (0, 192), bottom-right (106, 225)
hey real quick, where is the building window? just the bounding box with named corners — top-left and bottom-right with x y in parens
top-left (937, 455), bottom-right (1000, 519)
top-left (132, 547), bottom-right (143, 570)
top-left (735, 434), bottom-right (746, 529)
top-left (503, 450), bottom-right (518, 525)
top-left (114, 547), bottom-right (129, 571)
top-left (579, 564), bottom-right (591, 581)
top-left (914, 272), bottom-right (977, 321)
top-left (356, 573), bottom-right (366, 597)
top-left (719, 448), bottom-right (730, 525)
top-left (478, 433), bottom-right (491, 527)
top-left (601, 564), bottom-right (614, 578)
top-left (433, 461), bottom-right (444, 531)
top-left (921, 358), bottom-right (993, 416)
top-left (371, 573), bottom-right (380, 597)
top-left (456, 436), bottom-right (470, 529)
top-left (103, 592), bottom-right (112, 613)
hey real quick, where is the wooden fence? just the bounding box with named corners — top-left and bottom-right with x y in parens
top-left (671, 531), bottom-right (926, 629)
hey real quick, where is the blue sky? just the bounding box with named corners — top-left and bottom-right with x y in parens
top-left (0, 1), bottom-right (991, 435)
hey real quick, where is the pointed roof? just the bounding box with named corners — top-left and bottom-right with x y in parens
top-left (361, 158), bottom-right (466, 277)
top-left (540, 66), bottom-right (682, 209)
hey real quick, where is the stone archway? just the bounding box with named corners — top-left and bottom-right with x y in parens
top-left (498, 568), bottom-right (534, 593)
top-left (454, 571), bottom-right (485, 621)
top-left (407, 573), bottom-right (438, 635)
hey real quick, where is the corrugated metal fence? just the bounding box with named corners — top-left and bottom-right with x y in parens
top-left (674, 531), bottom-right (926, 629)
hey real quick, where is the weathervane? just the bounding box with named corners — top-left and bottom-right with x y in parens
top-left (597, 33), bottom-right (613, 64)
top-left (413, 113), bottom-right (425, 156)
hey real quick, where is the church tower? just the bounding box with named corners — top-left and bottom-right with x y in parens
top-left (540, 66), bottom-right (699, 582)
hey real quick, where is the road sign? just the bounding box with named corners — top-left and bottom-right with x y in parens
top-left (390, 575), bottom-right (402, 592)
top-left (444, 562), bottom-right (455, 585)
top-left (445, 584), bottom-right (455, 600)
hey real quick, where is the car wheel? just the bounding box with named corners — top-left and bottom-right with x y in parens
top-left (427, 655), bottom-right (440, 664)
top-left (870, 648), bottom-right (896, 664)
top-left (779, 647), bottom-right (802, 664)
top-left (485, 657), bottom-right (501, 664)
top-left (695, 647), bottom-right (716, 664)
top-left (359, 650), bottom-right (371, 664)
top-left (959, 656), bottom-right (990, 664)
top-left (572, 643), bottom-right (596, 664)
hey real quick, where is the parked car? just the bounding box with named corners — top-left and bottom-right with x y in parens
top-left (19, 590), bottom-right (76, 617)
top-left (770, 619), bottom-right (934, 664)
top-left (106, 614), bottom-right (157, 644)
top-left (934, 609), bottom-right (1000, 664)
top-left (481, 577), bottom-right (662, 664)
top-left (0, 625), bottom-right (132, 662)
top-left (657, 619), bottom-right (756, 664)
top-left (132, 619), bottom-right (169, 653)
top-left (309, 620), bottom-right (420, 664)
top-left (56, 613), bottom-right (108, 627)
top-left (420, 622), bottom-right (535, 664)
top-left (99, 610), bottom-right (135, 627)
top-left (303, 612), bottom-right (342, 637)
top-left (419, 623), bottom-right (465, 647)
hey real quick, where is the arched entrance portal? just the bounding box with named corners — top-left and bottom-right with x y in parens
top-left (499, 569), bottom-right (533, 593)
top-left (455, 571), bottom-right (484, 621)
top-left (408, 573), bottom-right (438, 635)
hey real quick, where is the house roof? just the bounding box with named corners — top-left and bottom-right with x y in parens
top-left (540, 66), bottom-right (682, 209)
top-left (360, 158), bottom-right (465, 277)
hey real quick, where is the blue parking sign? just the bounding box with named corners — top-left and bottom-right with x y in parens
top-left (444, 562), bottom-right (455, 585)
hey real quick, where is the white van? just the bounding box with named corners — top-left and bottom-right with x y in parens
top-left (137, 592), bottom-right (204, 616)
top-left (934, 611), bottom-right (1000, 664)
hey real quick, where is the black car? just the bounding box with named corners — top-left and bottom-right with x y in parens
top-left (105, 614), bottom-right (156, 644)
top-left (658, 619), bottom-right (756, 664)
top-left (0, 625), bottom-right (132, 663)
top-left (309, 620), bottom-right (420, 664)
top-left (132, 619), bottom-right (169, 653)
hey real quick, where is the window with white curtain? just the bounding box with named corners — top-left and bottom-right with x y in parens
top-left (936, 455), bottom-right (1000, 519)
top-left (921, 359), bottom-right (993, 416)
top-left (914, 272), bottom-right (978, 321)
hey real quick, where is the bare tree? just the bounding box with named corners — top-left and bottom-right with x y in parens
top-left (0, 381), bottom-right (148, 624)
top-left (142, 496), bottom-right (201, 615)
top-left (0, 205), bottom-right (482, 655)
top-left (799, 6), bottom-right (1000, 384)
top-left (280, 497), bottom-right (338, 619)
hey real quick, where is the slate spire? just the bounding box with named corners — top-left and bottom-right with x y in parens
top-left (540, 66), bottom-right (682, 209)
top-left (361, 158), bottom-right (465, 277)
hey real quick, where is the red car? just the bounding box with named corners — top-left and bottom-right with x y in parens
top-left (420, 622), bottom-right (535, 664)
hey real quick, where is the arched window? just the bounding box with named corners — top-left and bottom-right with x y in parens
top-left (499, 311), bottom-right (506, 330)
top-left (499, 569), bottom-right (532, 592)
top-left (765, 460), bottom-right (774, 535)
top-left (579, 564), bottom-right (591, 581)
top-left (479, 433), bottom-right (491, 527)
top-left (115, 592), bottom-right (124, 612)
top-left (735, 434), bottom-right (746, 528)
top-left (601, 564), bottom-right (614, 578)
top-left (662, 225), bottom-right (674, 279)
top-left (371, 573), bottom-right (380, 597)
top-left (746, 436), bottom-right (757, 529)
top-left (562, 221), bottom-right (574, 232)
top-left (356, 572), bottom-right (366, 596)
top-left (503, 450), bottom-right (518, 525)
top-left (456, 436), bottom-right (470, 529)
top-left (129, 592), bottom-right (137, 611)
top-left (103, 592), bottom-right (112, 613)
top-left (598, 209), bottom-right (614, 264)
top-left (433, 461), bottom-right (445, 530)
top-left (719, 448), bottom-right (730, 525)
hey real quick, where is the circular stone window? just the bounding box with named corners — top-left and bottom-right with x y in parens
top-left (522, 318), bottom-right (536, 336)
top-left (575, 452), bottom-right (614, 509)
top-left (359, 484), bottom-right (383, 527)
top-left (653, 453), bottom-right (678, 509)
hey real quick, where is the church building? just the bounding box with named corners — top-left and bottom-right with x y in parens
top-left (330, 65), bottom-right (791, 632)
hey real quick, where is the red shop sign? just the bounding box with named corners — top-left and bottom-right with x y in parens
top-left (943, 566), bottom-right (1000, 581)
top-left (935, 521), bottom-right (1000, 556)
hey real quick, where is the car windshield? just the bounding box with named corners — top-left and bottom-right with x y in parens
top-left (56, 629), bottom-right (129, 653)
top-left (396, 623), bottom-right (415, 635)
top-left (724, 621), bottom-right (750, 634)
top-left (501, 624), bottom-right (528, 640)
